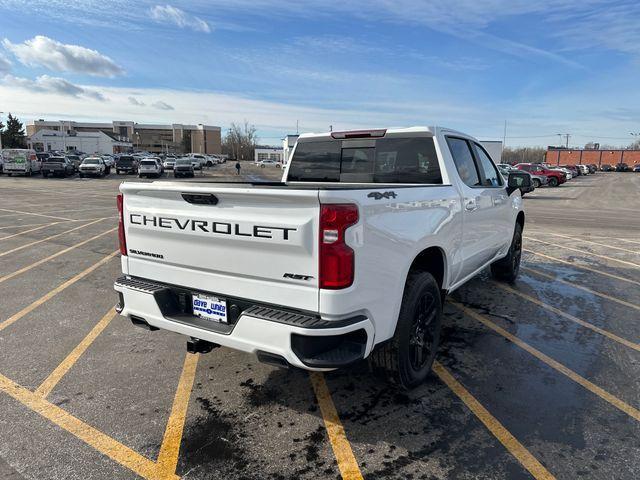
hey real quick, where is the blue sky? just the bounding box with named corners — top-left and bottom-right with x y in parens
top-left (0, 0), bottom-right (639, 147)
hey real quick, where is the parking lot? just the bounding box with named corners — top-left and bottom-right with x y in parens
top-left (0, 171), bottom-right (639, 480)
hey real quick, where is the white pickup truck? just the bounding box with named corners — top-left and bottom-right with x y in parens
top-left (114, 127), bottom-right (530, 388)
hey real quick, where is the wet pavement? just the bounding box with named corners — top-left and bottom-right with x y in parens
top-left (0, 171), bottom-right (639, 479)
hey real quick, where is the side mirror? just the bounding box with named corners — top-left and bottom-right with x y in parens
top-left (507, 171), bottom-right (532, 195)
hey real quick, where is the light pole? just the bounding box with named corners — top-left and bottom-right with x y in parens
top-left (0, 111), bottom-right (4, 149)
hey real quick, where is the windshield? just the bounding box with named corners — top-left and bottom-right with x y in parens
top-left (48, 157), bottom-right (65, 163)
top-left (83, 158), bottom-right (100, 164)
top-left (141, 160), bottom-right (156, 166)
top-left (117, 157), bottom-right (134, 165)
top-left (176, 159), bottom-right (192, 165)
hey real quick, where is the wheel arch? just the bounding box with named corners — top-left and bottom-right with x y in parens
top-left (407, 246), bottom-right (447, 292)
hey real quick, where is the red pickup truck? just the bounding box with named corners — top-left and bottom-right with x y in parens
top-left (514, 163), bottom-right (566, 187)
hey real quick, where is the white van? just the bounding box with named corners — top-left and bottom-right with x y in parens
top-left (2, 149), bottom-right (41, 176)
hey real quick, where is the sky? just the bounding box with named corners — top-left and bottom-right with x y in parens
top-left (0, 0), bottom-right (639, 147)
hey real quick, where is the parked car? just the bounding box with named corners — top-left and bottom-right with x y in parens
top-left (575, 164), bottom-right (590, 175)
top-left (189, 154), bottom-right (206, 170)
top-left (600, 164), bottom-right (614, 172)
top-left (41, 156), bottom-right (75, 177)
top-left (66, 154), bottom-right (82, 171)
top-left (36, 152), bottom-right (50, 163)
top-left (615, 163), bottom-right (629, 172)
top-left (552, 166), bottom-right (573, 180)
top-left (515, 163), bottom-right (566, 187)
top-left (2, 148), bottom-right (41, 176)
top-left (163, 158), bottom-right (176, 170)
top-left (559, 165), bottom-right (579, 177)
top-left (79, 157), bottom-right (107, 178)
top-left (139, 158), bottom-right (164, 178)
top-left (588, 164), bottom-right (598, 173)
top-left (116, 155), bottom-right (138, 175)
top-left (115, 126), bottom-right (530, 389)
top-left (257, 159), bottom-right (282, 168)
top-left (174, 158), bottom-right (195, 178)
top-left (102, 155), bottom-right (115, 168)
top-left (633, 164), bottom-right (640, 172)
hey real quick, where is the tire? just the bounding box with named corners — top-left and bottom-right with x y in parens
top-left (42, 172), bottom-right (48, 178)
top-left (491, 222), bottom-right (522, 283)
top-left (79, 174), bottom-right (85, 178)
top-left (548, 176), bottom-right (558, 187)
top-left (532, 179), bottom-right (541, 188)
top-left (369, 271), bottom-right (443, 389)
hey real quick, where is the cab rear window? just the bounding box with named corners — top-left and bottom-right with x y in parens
top-left (288, 137), bottom-right (442, 184)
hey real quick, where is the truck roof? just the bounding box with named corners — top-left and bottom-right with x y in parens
top-left (297, 126), bottom-right (472, 141)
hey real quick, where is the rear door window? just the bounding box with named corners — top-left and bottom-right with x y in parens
top-left (446, 137), bottom-right (481, 187)
top-left (288, 137), bottom-right (442, 184)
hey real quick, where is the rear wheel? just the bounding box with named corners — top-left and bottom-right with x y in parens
top-left (532, 178), bottom-right (541, 188)
top-left (42, 172), bottom-right (48, 178)
top-left (491, 223), bottom-right (522, 283)
top-left (369, 271), bottom-right (443, 389)
top-left (548, 176), bottom-right (558, 187)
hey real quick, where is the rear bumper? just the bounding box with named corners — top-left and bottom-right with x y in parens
top-left (114, 275), bottom-right (375, 370)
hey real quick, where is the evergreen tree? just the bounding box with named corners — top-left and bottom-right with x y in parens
top-left (1, 113), bottom-right (26, 148)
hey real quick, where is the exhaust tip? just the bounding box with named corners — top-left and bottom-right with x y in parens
top-left (257, 351), bottom-right (290, 369)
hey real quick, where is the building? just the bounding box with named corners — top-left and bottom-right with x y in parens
top-left (254, 147), bottom-right (284, 163)
top-left (282, 134), bottom-right (299, 165)
top-left (27, 129), bottom-right (131, 154)
top-left (26, 119), bottom-right (222, 155)
top-left (480, 140), bottom-right (503, 163)
top-left (545, 147), bottom-right (640, 167)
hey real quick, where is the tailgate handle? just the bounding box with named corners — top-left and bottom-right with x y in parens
top-left (181, 193), bottom-right (219, 205)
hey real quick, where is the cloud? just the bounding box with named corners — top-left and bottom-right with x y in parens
top-left (2, 74), bottom-right (107, 101)
top-left (2, 35), bottom-right (124, 77)
top-left (151, 100), bottom-right (174, 110)
top-left (150, 5), bottom-right (211, 33)
top-left (128, 96), bottom-right (145, 106)
top-left (0, 54), bottom-right (11, 74)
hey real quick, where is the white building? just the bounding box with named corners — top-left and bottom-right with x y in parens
top-left (254, 147), bottom-right (284, 163)
top-left (282, 134), bottom-right (299, 165)
top-left (480, 140), bottom-right (503, 163)
top-left (27, 129), bottom-right (132, 155)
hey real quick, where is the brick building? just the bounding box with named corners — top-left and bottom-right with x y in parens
top-left (545, 148), bottom-right (640, 167)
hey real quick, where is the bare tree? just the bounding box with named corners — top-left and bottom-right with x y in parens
top-left (222, 121), bottom-right (258, 160)
top-left (502, 147), bottom-right (546, 165)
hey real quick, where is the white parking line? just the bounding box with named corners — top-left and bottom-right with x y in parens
top-left (534, 232), bottom-right (639, 255)
top-left (525, 236), bottom-right (640, 269)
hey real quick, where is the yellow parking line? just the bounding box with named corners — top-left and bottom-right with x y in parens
top-left (525, 236), bottom-right (640, 269)
top-left (35, 308), bottom-right (117, 398)
top-left (432, 361), bottom-right (555, 480)
top-left (0, 217), bottom-right (115, 230)
top-left (0, 222), bottom-right (61, 240)
top-left (0, 207), bottom-right (72, 221)
top-left (542, 232), bottom-right (639, 255)
top-left (450, 301), bottom-right (640, 422)
top-left (0, 372), bottom-right (172, 480)
top-left (522, 267), bottom-right (640, 312)
top-left (492, 282), bottom-right (640, 352)
top-left (0, 250), bottom-right (119, 332)
top-left (0, 227), bottom-right (117, 285)
top-left (523, 249), bottom-right (640, 287)
top-left (0, 217), bottom-right (109, 258)
top-left (156, 353), bottom-right (200, 478)
top-left (310, 372), bottom-right (364, 480)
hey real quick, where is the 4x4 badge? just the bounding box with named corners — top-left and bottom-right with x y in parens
top-left (368, 191), bottom-right (397, 200)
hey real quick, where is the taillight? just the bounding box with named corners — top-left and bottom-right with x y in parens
top-left (117, 194), bottom-right (127, 256)
top-left (319, 204), bottom-right (358, 289)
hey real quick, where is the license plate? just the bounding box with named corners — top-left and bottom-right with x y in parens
top-left (192, 294), bottom-right (227, 323)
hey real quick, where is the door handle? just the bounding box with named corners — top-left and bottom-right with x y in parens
top-left (464, 198), bottom-right (478, 211)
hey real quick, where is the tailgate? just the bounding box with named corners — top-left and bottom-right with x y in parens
top-left (120, 182), bottom-right (320, 312)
